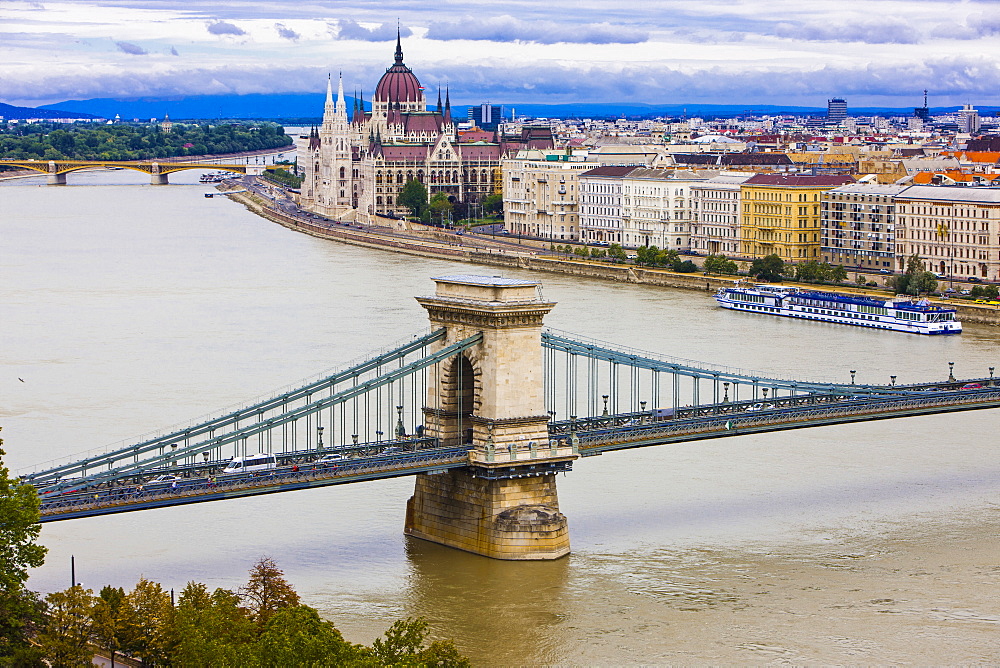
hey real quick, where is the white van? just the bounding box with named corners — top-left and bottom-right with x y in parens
top-left (223, 453), bottom-right (276, 474)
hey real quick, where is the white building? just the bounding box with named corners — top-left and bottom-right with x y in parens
top-left (578, 166), bottom-right (637, 244)
top-left (895, 185), bottom-right (1000, 280)
top-left (502, 150), bottom-right (596, 240)
top-left (620, 169), bottom-right (710, 251)
top-left (690, 173), bottom-right (752, 256)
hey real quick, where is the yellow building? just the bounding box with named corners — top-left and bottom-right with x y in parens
top-left (740, 174), bottom-right (854, 261)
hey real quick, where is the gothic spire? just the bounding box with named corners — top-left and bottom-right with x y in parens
top-left (436, 87), bottom-right (443, 114)
top-left (394, 25), bottom-right (403, 64)
top-left (336, 72), bottom-right (346, 116)
top-left (444, 85), bottom-right (452, 124)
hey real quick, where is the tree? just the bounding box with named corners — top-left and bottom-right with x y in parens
top-left (890, 255), bottom-right (937, 295)
top-left (704, 254), bottom-right (738, 275)
top-left (172, 582), bottom-right (255, 667)
top-left (119, 577), bottom-right (174, 667)
top-left (428, 193), bottom-right (452, 224)
top-left (606, 243), bottom-right (628, 263)
top-left (239, 557), bottom-right (300, 630)
top-left (830, 264), bottom-right (848, 284)
top-left (254, 605), bottom-right (357, 667)
top-left (91, 586), bottom-right (126, 667)
top-left (482, 192), bottom-right (503, 216)
top-left (0, 434), bottom-right (48, 662)
top-left (370, 617), bottom-right (470, 667)
top-left (672, 259), bottom-right (699, 273)
top-left (748, 254), bottom-right (785, 282)
top-left (397, 179), bottom-right (428, 219)
top-left (37, 585), bottom-right (97, 668)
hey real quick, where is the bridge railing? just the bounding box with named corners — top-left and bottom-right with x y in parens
top-left (39, 446), bottom-right (471, 520)
top-left (571, 387), bottom-right (1000, 454)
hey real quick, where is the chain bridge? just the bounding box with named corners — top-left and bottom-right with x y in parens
top-left (22, 275), bottom-right (1000, 560)
top-left (0, 159), bottom-right (260, 185)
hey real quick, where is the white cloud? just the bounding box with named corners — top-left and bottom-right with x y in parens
top-left (1, 0), bottom-right (999, 107)
top-left (425, 15), bottom-right (649, 44)
top-left (334, 19), bottom-right (410, 41)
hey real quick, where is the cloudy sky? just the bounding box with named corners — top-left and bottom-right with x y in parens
top-left (2, 0), bottom-right (999, 108)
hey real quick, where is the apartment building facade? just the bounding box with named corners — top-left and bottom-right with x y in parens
top-left (740, 174), bottom-right (855, 261)
top-left (820, 183), bottom-right (906, 272)
top-left (690, 174), bottom-right (751, 256)
top-left (577, 166), bottom-right (638, 244)
top-left (502, 150), bottom-right (596, 240)
top-left (895, 186), bottom-right (1000, 280)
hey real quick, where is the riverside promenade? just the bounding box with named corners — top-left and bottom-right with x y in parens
top-left (224, 178), bottom-right (1000, 327)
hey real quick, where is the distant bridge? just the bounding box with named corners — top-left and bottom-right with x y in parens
top-left (0, 159), bottom-right (264, 185)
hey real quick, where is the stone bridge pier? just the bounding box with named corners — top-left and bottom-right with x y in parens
top-left (47, 161), bottom-right (66, 185)
top-left (405, 275), bottom-right (577, 560)
top-left (149, 163), bottom-right (169, 185)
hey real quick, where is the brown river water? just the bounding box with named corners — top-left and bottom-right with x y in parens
top-left (2, 169), bottom-right (999, 665)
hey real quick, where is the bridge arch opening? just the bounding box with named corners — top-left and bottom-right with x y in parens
top-left (431, 353), bottom-right (479, 447)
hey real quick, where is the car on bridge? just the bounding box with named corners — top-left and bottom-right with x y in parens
top-left (961, 382), bottom-right (984, 389)
top-left (746, 403), bottom-right (776, 412)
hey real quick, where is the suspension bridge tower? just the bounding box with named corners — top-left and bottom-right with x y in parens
top-left (405, 275), bottom-right (577, 560)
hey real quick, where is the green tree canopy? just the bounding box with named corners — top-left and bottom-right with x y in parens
top-left (748, 254), bottom-right (786, 282)
top-left (890, 255), bottom-right (938, 295)
top-left (0, 434), bottom-right (48, 662)
top-left (37, 585), bottom-right (97, 668)
top-left (482, 192), bottom-right (503, 215)
top-left (120, 577), bottom-right (174, 665)
top-left (428, 192), bottom-right (453, 223)
top-left (397, 179), bottom-right (428, 218)
top-left (91, 585), bottom-right (126, 667)
top-left (704, 254), bottom-right (739, 275)
top-left (173, 581), bottom-right (256, 667)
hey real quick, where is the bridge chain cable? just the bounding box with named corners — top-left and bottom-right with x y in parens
top-left (39, 333), bottom-right (482, 496)
top-left (542, 329), bottom-right (921, 396)
top-left (21, 328), bottom-right (446, 483)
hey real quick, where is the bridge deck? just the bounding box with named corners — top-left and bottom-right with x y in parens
top-left (35, 386), bottom-right (999, 522)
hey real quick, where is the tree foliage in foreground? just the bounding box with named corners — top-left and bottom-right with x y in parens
top-left (397, 179), bottom-right (428, 218)
top-left (0, 432), bottom-right (48, 664)
top-left (20, 554), bottom-right (470, 667)
top-left (748, 254), bottom-right (786, 282)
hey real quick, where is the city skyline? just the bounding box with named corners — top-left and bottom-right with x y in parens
top-left (2, 0), bottom-right (999, 110)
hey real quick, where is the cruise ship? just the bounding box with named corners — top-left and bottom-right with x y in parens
top-left (715, 284), bottom-right (962, 334)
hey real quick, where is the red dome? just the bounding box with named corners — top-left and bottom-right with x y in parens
top-left (374, 34), bottom-right (423, 104)
top-left (375, 63), bottom-right (422, 104)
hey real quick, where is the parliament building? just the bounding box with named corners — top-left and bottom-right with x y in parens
top-left (301, 33), bottom-right (552, 222)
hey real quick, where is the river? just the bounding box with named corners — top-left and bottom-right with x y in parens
top-left (2, 169), bottom-right (999, 665)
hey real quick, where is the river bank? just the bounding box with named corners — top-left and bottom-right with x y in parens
top-left (225, 186), bottom-right (1000, 327)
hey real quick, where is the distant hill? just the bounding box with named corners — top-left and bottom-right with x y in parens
top-left (36, 94), bottom-right (1000, 122)
top-left (1, 102), bottom-right (99, 120)
top-left (39, 94), bottom-right (344, 121)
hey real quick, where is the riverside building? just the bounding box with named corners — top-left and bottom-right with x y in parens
top-left (301, 33), bottom-right (552, 222)
top-left (820, 183), bottom-right (907, 272)
top-left (502, 150), bottom-right (596, 240)
top-left (894, 186), bottom-right (1000, 280)
top-left (740, 174), bottom-right (855, 262)
top-left (690, 174), bottom-right (752, 256)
